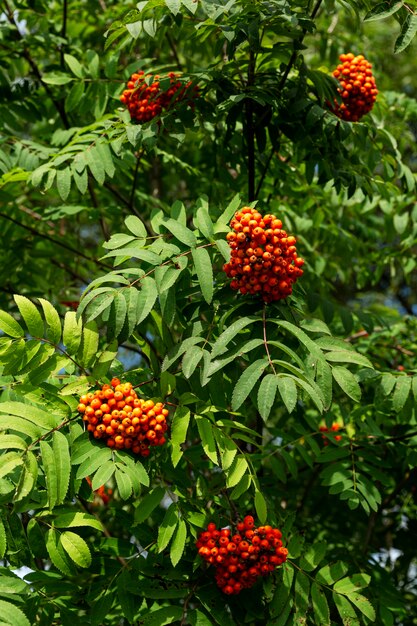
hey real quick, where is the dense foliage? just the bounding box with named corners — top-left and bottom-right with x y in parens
top-left (1, 0), bottom-right (417, 624)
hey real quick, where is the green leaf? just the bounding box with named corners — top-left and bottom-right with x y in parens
top-left (182, 345), bottom-right (204, 379)
top-left (226, 455), bottom-right (249, 488)
top-left (137, 278), bottom-right (158, 324)
top-left (38, 298), bottom-right (61, 344)
top-left (347, 593), bottom-right (376, 620)
top-left (91, 460), bottom-right (115, 491)
top-left (311, 582), bottom-right (330, 626)
top-left (171, 406), bottom-right (191, 467)
top-left (79, 320), bottom-right (99, 368)
top-left (0, 311), bottom-right (24, 338)
top-left (0, 435), bottom-right (27, 450)
top-left (76, 447), bottom-right (112, 479)
top-left (332, 366), bottom-right (361, 402)
top-left (195, 415), bottom-right (218, 464)
top-left (54, 512), bottom-right (103, 532)
top-left (53, 431), bottom-right (71, 505)
top-left (165, 0), bottom-right (181, 16)
top-left (60, 530), bottom-right (92, 568)
top-left (333, 574), bottom-right (371, 594)
top-left (42, 73), bottom-right (74, 85)
top-left (157, 503), bottom-right (178, 552)
top-left (56, 167), bottom-right (72, 200)
top-left (14, 295), bottom-right (44, 337)
top-left (257, 374), bottom-right (278, 421)
top-left (192, 247), bottom-right (213, 304)
top-left (333, 592), bottom-right (360, 626)
top-left (232, 359), bottom-right (267, 410)
top-left (125, 215), bottom-right (148, 238)
top-left (392, 376), bottom-right (411, 411)
top-left (276, 376), bottom-right (298, 413)
top-left (0, 401), bottom-right (58, 430)
top-left (211, 317), bottom-right (257, 358)
top-left (46, 528), bottom-right (76, 576)
top-left (85, 146), bottom-right (105, 185)
top-left (300, 541), bottom-right (327, 572)
top-left (170, 518), bottom-right (186, 566)
top-left (66, 81), bottom-right (85, 112)
top-left (14, 450), bottom-right (38, 502)
top-left (40, 441), bottom-right (58, 510)
top-left (134, 486), bottom-right (165, 524)
top-left (63, 311), bottom-right (83, 354)
top-left (115, 468), bottom-right (133, 500)
top-left (0, 518), bottom-right (6, 558)
top-left (213, 429), bottom-right (237, 470)
top-left (295, 571), bottom-right (310, 617)
top-left (254, 489), bottom-right (267, 524)
top-left (91, 593), bottom-right (114, 626)
top-left (195, 203), bottom-right (214, 239)
top-left (164, 218), bottom-right (197, 247)
top-left (324, 350), bottom-right (373, 368)
top-left (364, 1), bottom-right (403, 21)
top-left (139, 607), bottom-right (184, 625)
top-left (0, 600), bottom-right (30, 626)
top-left (395, 14), bottom-right (417, 53)
top-left (316, 561), bottom-right (349, 585)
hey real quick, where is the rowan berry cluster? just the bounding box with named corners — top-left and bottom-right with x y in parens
top-left (77, 378), bottom-right (168, 457)
top-left (223, 207), bottom-right (304, 303)
top-left (196, 516), bottom-right (288, 595)
top-left (331, 53), bottom-right (378, 122)
top-left (319, 422), bottom-right (343, 446)
top-left (120, 70), bottom-right (199, 123)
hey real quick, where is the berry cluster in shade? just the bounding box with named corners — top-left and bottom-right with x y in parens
top-left (120, 70), bottom-right (199, 123)
top-left (77, 378), bottom-right (168, 457)
top-left (196, 516), bottom-right (288, 595)
top-left (331, 53), bottom-right (378, 122)
top-left (319, 422), bottom-right (343, 446)
top-left (223, 207), bottom-right (304, 303)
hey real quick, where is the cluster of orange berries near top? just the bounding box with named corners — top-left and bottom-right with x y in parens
top-left (331, 53), bottom-right (378, 122)
top-left (319, 422), bottom-right (343, 446)
top-left (77, 378), bottom-right (168, 457)
top-left (223, 207), bottom-right (304, 303)
top-left (196, 516), bottom-right (288, 595)
top-left (120, 70), bottom-right (199, 124)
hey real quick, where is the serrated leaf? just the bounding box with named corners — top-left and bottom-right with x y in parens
top-left (40, 441), bottom-right (58, 510)
top-left (295, 570), bottom-right (310, 617)
top-left (333, 592), bottom-right (360, 626)
top-left (66, 81), bottom-right (85, 112)
top-left (85, 146), bottom-right (105, 185)
top-left (254, 489), bottom-right (267, 524)
top-left (211, 316), bottom-right (257, 358)
top-left (332, 366), bottom-right (361, 402)
top-left (191, 247), bottom-right (213, 304)
top-left (46, 528), bottom-right (76, 576)
top-left (0, 311), bottom-right (24, 338)
top-left (316, 561), bottom-right (349, 585)
top-left (0, 434), bottom-right (28, 450)
top-left (63, 311), bottom-right (82, 354)
top-left (395, 13), bottom-right (417, 53)
top-left (76, 447), bottom-right (112, 479)
top-left (195, 204), bottom-right (214, 239)
top-left (14, 295), bottom-right (44, 337)
top-left (125, 215), bottom-right (147, 238)
top-left (347, 592), bottom-right (376, 620)
top-left (257, 374), bottom-right (278, 421)
top-left (79, 320), bottom-right (99, 368)
top-left (139, 607), bottom-right (184, 626)
top-left (137, 278), bottom-right (158, 324)
top-left (115, 468), bottom-right (133, 500)
top-left (91, 460), bottom-right (115, 491)
top-left (170, 518), bottom-right (186, 566)
top-left (0, 401), bottom-right (59, 430)
top-left (392, 376), bottom-right (411, 411)
top-left (60, 530), bottom-right (92, 567)
top-left (42, 73), bottom-right (74, 85)
top-left (56, 167), bottom-right (72, 200)
top-left (158, 504), bottom-right (178, 552)
top-left (91, 593), bottom-right (114, 626)
top-left (324, 350), bottom-right (373, 368)
top-left (53, 431), bottom-right (71, 505)
top-left (195, 415), bottom-right (218, 464)
top-left (333, 574), bottom-right (371, 594)
top-left (311, 582), bottom-right (330, 626)
top-left (213, 429), bottom-right (237, 470)
top-left (14, 450), bottom-right (38, 502)
top-left (276, 376), bottom-right (298, 413)
top-left (226, 455), bottom-right (249, 488)
top-left (38, 298), bottom-right (61, 344)
top-left (232, 359), bottom-right (267, 410)
top-left (182, 345), bottom-right (204, 379)
top-left (164, 218), bottom-right (197, 247)
top-left (165, 0), bottom-right (181, 14)
top-left (300, 541), bottom-right (327, 572)
top-left (54, 512), bottom-right (103, 532)
top-left (0, 599), bottom-right (30, 626)
top-left (171, 406), bottom-right (191, 467)
top-left (364, 1), bottom-right (402, 21)
top-left (134, 486), bottom-right (165, 524)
